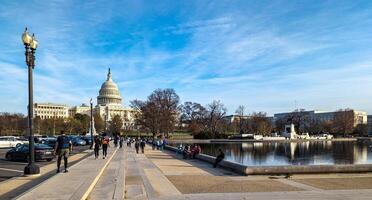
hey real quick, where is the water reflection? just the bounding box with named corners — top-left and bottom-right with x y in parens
top-left (173, 141), bottom-right (372, 166)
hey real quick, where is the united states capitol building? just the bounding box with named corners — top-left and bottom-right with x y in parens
top-left (34, 69), bottom-right (137, 129)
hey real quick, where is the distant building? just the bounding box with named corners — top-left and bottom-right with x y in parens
top-left (224, 115), bottom-right (250, 124)
top-left (68, 104), bottom-right (91, 117)
top-left (274, 110), bottom-right (367, 127)
top-left (94, 68), bottom-right (137, 129)
top-left (33, 103), bottom-right (69, 119)
top-left (367, 115), bottom-right (372, 136)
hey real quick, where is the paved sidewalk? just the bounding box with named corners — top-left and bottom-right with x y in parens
top-left (0, 149), bottom-right (92, 200)
top-left (89, 147), bottom-right (125, 200)
top-left (124, 146), bottom-right (180, 200)
top-left (142, 147), bottom-right (372, 200)
top-left (16, 147), bottom-right (117, 200)
top-left (11, 144), bottom-right (372, 200)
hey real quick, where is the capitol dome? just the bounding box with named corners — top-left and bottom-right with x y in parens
top-left (97, 68), bottom-right (122, 105)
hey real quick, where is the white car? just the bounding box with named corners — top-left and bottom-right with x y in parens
top-left (0, 136), bottom-right (25, 148)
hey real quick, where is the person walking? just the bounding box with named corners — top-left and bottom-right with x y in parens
top-left (213, 149), bottom-right (225, 168)
top-left (102, 136), bottom-right (110, 159)
top-left (114, 135), bottom-right (118, 148)
top-left (93, 135), bottom-right (101, 159)
top-left (140, 139), bottom-right (146, 153)
top-left (119, 136), bottom-right (123, 148)
top-left (135, 139), bottom-right (140, 154)
top-left (54, 131), bottom-right (72, 173)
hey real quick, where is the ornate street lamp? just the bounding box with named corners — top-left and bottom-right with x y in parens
top-left (22, 27), bottom-right (40, 175)
top-left (90, 98), bottom-right (93, 149)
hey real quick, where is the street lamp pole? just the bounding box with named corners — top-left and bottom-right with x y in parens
top-left (90, 98), bottom-right (93, 149)
top-left (22, 27), bottom-right (40, 175)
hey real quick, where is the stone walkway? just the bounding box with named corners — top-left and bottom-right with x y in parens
top-left (14, 144), bottom-right (372, 200)
top-left (16, 147), bottom-right (117, 200)
top-left (143, 147), bottom-right (372, 200)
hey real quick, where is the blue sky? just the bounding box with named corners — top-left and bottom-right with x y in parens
top-left (1, 0), bottom-right (372, 115)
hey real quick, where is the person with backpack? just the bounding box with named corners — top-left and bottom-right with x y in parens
top-left (54, 131), bottom-right (72, 173)
top-left (102, 136), bottom-right (110, 159)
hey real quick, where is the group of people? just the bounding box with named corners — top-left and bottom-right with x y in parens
top-left (180, 144), bottom-right (202, 159)
top-left (134, 138), bottom-right (146, 154)
top-left (93, 135), bottom-right (111, 159)
top-left (54, 131), bottom-right (225, 174)
top-left (152, 138), bottom-right (167, 150)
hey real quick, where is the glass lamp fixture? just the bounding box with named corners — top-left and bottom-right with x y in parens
top-left (30, 34), bottom-right (38, 50)
top-left (22, 27), bottom-right (32, 45)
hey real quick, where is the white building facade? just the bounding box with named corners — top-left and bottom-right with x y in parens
top-left (274, 110), bottom-right (367, 127)
top-left (33, 103), bottom-right (69, 119)
top-left (94, 68), bottom-right (137, 130)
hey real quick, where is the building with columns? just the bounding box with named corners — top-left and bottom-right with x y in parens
top-left (33, 103), bottom-right (69, 119)
top-left (94, 68), bottom-right (137, 130)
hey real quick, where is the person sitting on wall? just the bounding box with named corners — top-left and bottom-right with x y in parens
top-left (183, 145), bottom-right (191, 159)
top-left (192, 145), bottom-right (202, 159)
top-left (213, 148), bottom-right (225, 168)
top-left (176, 144), bottom-right (183, 154)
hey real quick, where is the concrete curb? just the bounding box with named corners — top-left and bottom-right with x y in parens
top-left (80, 148), bottom-right (118, 200)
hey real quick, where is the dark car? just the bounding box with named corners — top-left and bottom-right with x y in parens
top-left (79, 136), bottom-right (93, 145)
top-left (5, 143), bottom-right (55, 162)
top-left (40, 138), bottom-right (57, 148)
top-left (69, 136), bottom-right (87, 146)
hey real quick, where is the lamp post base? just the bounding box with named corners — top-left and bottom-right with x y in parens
top-left (24, 163), bottom-right (40, 175)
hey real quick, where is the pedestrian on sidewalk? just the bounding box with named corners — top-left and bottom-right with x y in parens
top-left (54, 131), bottom-right (72, 173)
top-left (94, 135), bottom-right (101, 159)
top-left (114, 134), bottom-right (118, 148)
top-left (135, 138), bottom-right (140, 154)
top-left (119, 136), bottom-right (123, 148)
top-left (140, 138), bottom-right (146, 153)
top-left (102, 136), bottom-right (110, 159)
top-left (213, 149), bottom-right (225, 168)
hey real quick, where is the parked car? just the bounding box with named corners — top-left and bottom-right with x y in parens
top-left (0, 136), bottom-right (25, 148)
top-left (5, 143), bottom-right (55, 161)
top-left (79, 136), bottom-right (93, 145)
top-left (40, 138), bottom-right (57, 148)
top-left (69, 136), bottom-right (87, 146)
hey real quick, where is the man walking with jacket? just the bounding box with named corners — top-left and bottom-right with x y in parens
top-left (54, 131), bottom-right (72, 173)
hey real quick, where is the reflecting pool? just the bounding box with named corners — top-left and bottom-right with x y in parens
top-left (172, 141), bottom-right (372, 166)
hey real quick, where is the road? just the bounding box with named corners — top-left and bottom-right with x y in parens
top-left (0, 145), bottom-right (89, 182)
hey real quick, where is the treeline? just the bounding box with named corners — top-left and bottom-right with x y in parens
top-left (0, 112), bottom-right (115, 136)
top-left (130, 89), bottom-right (367, 138)
top-left (1, 89), bottom-right (367, 138)
top-left (0, 113), bottom-right (27, 135)
top-left (130, 89), bottom-right (273, 139)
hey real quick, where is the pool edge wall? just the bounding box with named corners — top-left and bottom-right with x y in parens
top-left (164, 145), bottom-right (372, 175)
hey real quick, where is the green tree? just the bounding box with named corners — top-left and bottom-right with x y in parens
top-left (109, 115), bottom-right (123, 136)
top-left (94, 113), bottom-right (105, 133)
top-left (74, 113), bottom-right (90, 134)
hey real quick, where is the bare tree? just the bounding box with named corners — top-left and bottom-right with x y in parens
top-left (286, 109), bottom-right (310, 134)
top-left (206, 100), bottom-right (227, 137)
top-left (179, 102), bottom-right (207, 135)
top-left (333, 109), bottom-right (355, 137)
top-left (130, 89), bottom-right (180, 138)
top-left (235, 105), bottom-right (245, 134)
top-left (250, 112), bottom-right (272, 136)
